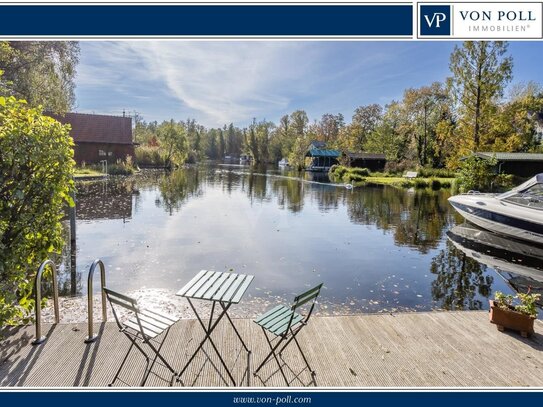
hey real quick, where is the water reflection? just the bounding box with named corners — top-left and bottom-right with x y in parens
top-left (55, 165), bottom-right (542, 316)
top-left (156, 169), bottom-right (204, 215)
top-left (347, 187), bottom-right (454, 254)
top-left (430, 240), bottom-right (492, 310)
top-left (447, 223), bottom-right (543, 308)
top-left (77, 179), bottom-right (136, 221)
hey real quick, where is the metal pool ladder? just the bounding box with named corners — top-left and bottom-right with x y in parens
top-left (85, 259), bottom-right (108, 343)
top-left (32, 258), bottom-right (108, 345)
top-left (32, 260), bottom-right (60, 345)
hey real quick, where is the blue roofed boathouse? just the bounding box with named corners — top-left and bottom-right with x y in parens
top-left (305, 148), bottom-right (341, 172)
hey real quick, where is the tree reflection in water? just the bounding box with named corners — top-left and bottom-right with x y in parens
top-left (59, 166), bottom-right (512, 313)
top-left (430, 240), bottom-right (493, 310)
top-left (346, 187), bottom-right (455, 253)
top-left (156, 169), bottom-right (203, 215)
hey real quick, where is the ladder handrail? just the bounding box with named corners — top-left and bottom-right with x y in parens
top-left (85, 259), bottom-right (107, 343)
top-left (33, 260), bottom-right (60, 345)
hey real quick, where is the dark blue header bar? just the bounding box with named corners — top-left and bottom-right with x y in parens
top-left (0, 5), bottom-right (413, 37)
top-left (2, 391), bottom-right (543, 406)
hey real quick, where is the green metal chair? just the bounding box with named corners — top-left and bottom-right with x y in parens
top-left (104, 287), bottom-right (179, 386)
top-left (253, 283), bottom-right (323, 386)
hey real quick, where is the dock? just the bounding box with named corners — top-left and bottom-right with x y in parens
top-left (1, 311), bottom-right (542, 387)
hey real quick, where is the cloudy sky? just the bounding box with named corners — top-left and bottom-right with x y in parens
top-left (75, 41), bottom-right (543, 127)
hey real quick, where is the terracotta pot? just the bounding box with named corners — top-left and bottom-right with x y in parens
top-left (489, 300), bottom-right (536, 338)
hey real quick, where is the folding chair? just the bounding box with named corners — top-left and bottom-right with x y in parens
top-left (253, 283), bottom-right (323, 386)
top-left (103, 287), bottom-right (179, 387)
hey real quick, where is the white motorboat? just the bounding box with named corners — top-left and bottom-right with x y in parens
top-left (448, 174), bottom-right (543, 245)
top-left (278, 158), bottom-right (289, 167)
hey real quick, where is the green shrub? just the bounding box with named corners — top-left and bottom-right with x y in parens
top-left (135, 146), bottom-right (167, 167)
top-left (430, 178), bottom-right (441, 190)
top-left (342, 173), bottom-right (366, 183)
top-left (330, 164), bottom-right (348, 178)
top-left (107, 164), bottom-right (134, 176)
top-left (0, 96), bottom-right (75, 325)
top-left (418, 167), bottom-right (457, 178)
top-left (493, 173), bottom-right (514, 191)
top-left (458, 155), bottom-right (498, 192)
top-left (371, 171), bottom-right (393, 178)
top-left (350, 167), bottom-right (371, 176)
top-left (384, 160), bottom-right (414, 175)
top-left (414, 179), bottom-right (429, 189)
top-left (440, 180), bottom-right (452, 189)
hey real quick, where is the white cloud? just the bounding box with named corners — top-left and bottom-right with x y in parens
top-left (76, 41), bottom-right (450, 126)
top-left (78, 41), bottom-right (322, 126)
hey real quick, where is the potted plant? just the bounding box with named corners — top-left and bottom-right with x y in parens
top-left (489, 291), bottom-right (541, 338)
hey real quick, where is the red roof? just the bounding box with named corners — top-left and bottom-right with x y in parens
top-left (47, 112), bottom-right (133, 145)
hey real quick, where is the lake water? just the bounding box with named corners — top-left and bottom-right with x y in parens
top-left (57, 164), bottom-right (543, 316)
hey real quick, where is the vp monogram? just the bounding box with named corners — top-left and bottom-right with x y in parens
top-left (419, 5), bottom-right (451, 36)
top-left (424, 12), bottom-right (447, 28)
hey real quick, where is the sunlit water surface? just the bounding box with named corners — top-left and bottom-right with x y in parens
top-left (55, 164), bottom-right (543, 317)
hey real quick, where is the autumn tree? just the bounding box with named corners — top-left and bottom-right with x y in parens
top-left (447, 41), bottom-right (513, 164)
top-left (487, 82), bottom-right (543, 152)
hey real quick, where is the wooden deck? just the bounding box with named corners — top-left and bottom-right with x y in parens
top-left (1, 311), bottom-right (542, 387)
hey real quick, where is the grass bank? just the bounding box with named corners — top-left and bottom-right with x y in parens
top-left (329, 165), bottom-right (456, 190)
top-left (74, 167), bottom-right (104, 179)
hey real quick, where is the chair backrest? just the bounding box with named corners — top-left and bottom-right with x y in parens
top-left (103, 287), bottom-right (140, 330)
top-left (291, 283), bottom-right (323, 323)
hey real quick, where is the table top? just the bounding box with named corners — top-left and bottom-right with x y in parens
top-left (176, 270), bottom-right (254, 304)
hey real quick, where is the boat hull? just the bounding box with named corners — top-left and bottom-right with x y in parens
top-left (448, 196), bottom-right (543, 245)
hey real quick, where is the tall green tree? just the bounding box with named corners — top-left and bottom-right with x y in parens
top-left (218, 128), bottom-right (226, 158)
top-left (0, 41), bottom-right (79, 113)
top-left (318, 113), bottom-right (344, 143)
top-left (402, 82), bottom-right (448, 166)
top-left (364, 102), bottom-right (410, 162)
top-left (157, 120), bottom-right (189, 167)
top-left (447, 41), bottom-right (513, 163)
top-left (351, 104), bottom-right (383, 149)
top-left (290, 110), bottom-right (309, 138)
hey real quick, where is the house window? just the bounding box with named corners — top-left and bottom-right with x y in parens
top-left (98, 150), bottom-right (106, 156)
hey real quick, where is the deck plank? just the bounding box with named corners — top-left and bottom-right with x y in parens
top-left (1, 311), bottom-right (542, 387)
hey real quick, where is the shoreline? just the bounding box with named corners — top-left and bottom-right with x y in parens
top-left (40, 288), bottom-right (453, 325)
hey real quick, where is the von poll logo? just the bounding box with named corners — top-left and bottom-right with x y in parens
top-left (420, 5), bottom-right (451, 36)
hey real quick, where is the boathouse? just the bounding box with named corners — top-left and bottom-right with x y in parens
top-left (346, 152), bottom-right (387, 171)
top-left (305, 148), bottom-right (341, 171)
top-left (470, 152), bottom-right (543, 178)
top-left (47, 112), bottom-right (135, 165)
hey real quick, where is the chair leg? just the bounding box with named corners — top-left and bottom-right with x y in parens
top-left (109, 340), bottom-right (135, 386)
top-left (145, 327), bottom-right (176, 374)
top-left (254, 329), bottom-right (283, 374)
top-left (255, 329), bottom-right (290, 386)
top-left (293, 333), bottom-right (315, 376)
top-left (131, 340), bottom-right (152, 386)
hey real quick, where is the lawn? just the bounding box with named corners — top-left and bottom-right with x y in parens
top-left (74, 167), bottom-right (105, 179)
top-left (357, 176), bottom-right (456, 189)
